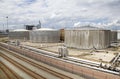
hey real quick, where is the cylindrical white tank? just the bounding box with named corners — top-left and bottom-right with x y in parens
top-left (9, 29), bottom-right (29, 41)
top-left (29, 28), bottom-right (60, 43)
top-left (65, 26), bottom-right (111, 49)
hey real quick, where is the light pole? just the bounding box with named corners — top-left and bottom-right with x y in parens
top-left (6, 16), bottom-right (9, 49)
top-left (3, 24), bottom-right (4, 32)
top-left (6, 16), bottom-right (8, 30)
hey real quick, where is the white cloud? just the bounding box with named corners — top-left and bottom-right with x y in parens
top-left (74, 19), bottom-right (120, 30)
top-left (0, 0), bottom-right (120, 30)
top-left (74, 22), bottom-right (81, 27)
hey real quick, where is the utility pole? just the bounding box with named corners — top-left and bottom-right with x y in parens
top-left (3, 24), bottom-right (4, 32)
top-left (6, 16), bottom-right (8, 32)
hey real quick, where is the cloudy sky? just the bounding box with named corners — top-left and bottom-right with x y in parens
top-left (0, 0), bottom-right (120, 30)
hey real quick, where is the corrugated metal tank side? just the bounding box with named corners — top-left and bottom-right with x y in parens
top-left (29, 30), bottom-right (60, 43)
top-left (65, 30), bottom-right (110, 49)
top-left (110, 31), bottom-right (117, 43)
top-left (117, 31), bottom-right (120, 40)
top-left (9, 31), bottom-right (29, 41)
top-left (103, 30), bottom-right (111, 48)
top-left (29, 31), bottom-right (33, 42)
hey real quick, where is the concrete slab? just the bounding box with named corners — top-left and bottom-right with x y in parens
top-left (21, 42), bottom-right (117, 63)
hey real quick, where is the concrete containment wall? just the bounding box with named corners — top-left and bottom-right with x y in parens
top-left (29, 28), bottom-right (60, 43)
top-left (9, 29), bottom-right (29, 41)
top-left (65, 27), bottom-right (111, 49)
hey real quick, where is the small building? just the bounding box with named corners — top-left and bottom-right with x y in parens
top-left (65, 26), bottom-right (111, 49)
top-left (25, 25), bottom-right (35, 30)
top-left (29, 28), bottom-right (60, 43)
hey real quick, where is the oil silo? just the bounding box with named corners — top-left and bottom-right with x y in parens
top-left (110, 30), bottom-right (117, 43)
top-left (65, 26), bottom-right (111, 49)
top-left (29, 28), bottom-right (60, 43)
top-left (9, 29), bottom-right (29, 41)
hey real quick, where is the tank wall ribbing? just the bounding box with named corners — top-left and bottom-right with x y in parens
top-left (30, 30), bottom-right (60, 43)
top-left (65, 30), bottom-right (110, 49)
top-left (9, 31), bottom-right (29, 41)
top-left (110, 31), bottom-right (117, 43)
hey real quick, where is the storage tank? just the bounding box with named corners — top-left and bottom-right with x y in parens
top-left (110, 30), bottom-right (117, 43)
top-left (9, 29), bottom-right (29, 41)
top-left (117, 30), bottom-right (120, 40)
top-left (30, 28), bottom-right (60, 43)
top-left (65, 26), bottom-right (111, 49)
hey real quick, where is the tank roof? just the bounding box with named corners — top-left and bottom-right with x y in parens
top-left (111, 30), bottom-right (117, 32)
top-left (73, 26), bottom-right (107, 30)
top-left (35, 28), bottom-right (58, 31)
top-left (117, 30), bottom-right (120, 32)
top-left (13, 29), bottom-right (29, 31)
